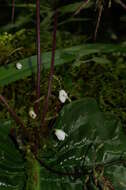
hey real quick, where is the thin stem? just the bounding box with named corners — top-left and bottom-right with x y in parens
top-left (74, 0), bottom-right (89, 16)
top-left (41, 10), bottom-right (58, 129)
top-left (94, 4), bottom-right (103, 41)
top-left (12, 0), bottom-right (15, 23)
top-left (35, 0), bottom-right (41, 115)
top-left (118, 0), bottom-right (126, 10)
top-left (0, 94), bottom-right (25, 129)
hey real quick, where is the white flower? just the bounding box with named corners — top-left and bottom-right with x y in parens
top-left (54, 129), bottom-right (68, 141)
top-left (29, 108), bottom-right (37, 119)
top-left (59, 90), bottom-right (68, 103)
top-left (16, 62), bottom-right (22, 70)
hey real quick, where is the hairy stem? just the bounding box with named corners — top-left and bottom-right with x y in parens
top-left (11, 0), bottom-right (15, 23)
top-left (41, 10), bottom-right (58, 129)
top-left (35, 0), bottom-right (42, 115)
top-left (0, 94), bottom-right (25, 129)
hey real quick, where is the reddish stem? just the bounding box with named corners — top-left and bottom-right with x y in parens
top-left (35, 0), bottom-right (42, 115)
top-left (41, 10), bottom-right (58, 129)
top-left (11, 0), bottom-right (15, 23)
top-left (0, 94), bottom-right (25, 129)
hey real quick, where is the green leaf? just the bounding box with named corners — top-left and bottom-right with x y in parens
top-left (105, 165), bottom-right (126, 190)
top-left (1, 99), bottom-right (126, 189)
top-left (0, 121), bottom-right (26, 190)
top-left (39, 98), bottom-right (126, 189)
top-left (0, 43), bottom-right (126, 86)
top-left (39, 167), bottom-right (83, 190)
top-left (26, 153), bottom-right (84, 190)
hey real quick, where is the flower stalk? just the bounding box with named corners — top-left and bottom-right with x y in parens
top-left (41, 10), bottom-right (58, 129)
top-left (35, 0), bottom-right (42, 115)
top-left (12, 0), bottom-right (15, 23)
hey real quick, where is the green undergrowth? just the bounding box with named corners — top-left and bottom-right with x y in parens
top-left (1, 50), bottom-right (126, 129)
top-left (0, 14), bottom-right (126, 129)
top-left (61, 53), bottom-right (126, 126)
top-left (0, 29), bottom-right (87, 67)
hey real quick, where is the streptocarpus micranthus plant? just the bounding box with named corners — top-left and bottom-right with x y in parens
top-left (1, 1), bottom-right (126, 190)
top-left (0, 0), bottom-right (58, 142)
top-left (0, 0), bottom-right (84, 180)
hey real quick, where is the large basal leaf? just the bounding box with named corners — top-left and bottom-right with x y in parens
top-left (0, 43), bottom-right (126, 86)
top-left (1, 99), bottom-right (126, 190)
top-left (0, 121), bottom-right (26, 190)
top-left (39, 98), bottom-right (126, 189)
top-left (26, 157), bottom-right (84, 190)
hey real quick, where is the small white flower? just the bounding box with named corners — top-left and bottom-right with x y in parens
top-left (54, 129), bottom-right (68, 141)
top-left (16, 62), bottom-right (22, 70)
top-left (29, 108), bottom-right (37, 119)
top-left (59, 90), bottom-right (68, 103)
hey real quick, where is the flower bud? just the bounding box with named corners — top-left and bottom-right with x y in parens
top-left (54, 129), bottom-right (68, 141)
top-left (16, 62), bottom-right (22, 70)
top-left (59, 90), bottom-right (68, 103)
top-left (29, 108), bottom-right (37, 119)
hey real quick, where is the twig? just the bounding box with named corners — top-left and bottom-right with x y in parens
top-left (41, 10), bottom-right (58, 129)
top-left (11, 0), bottom-right (15, 23)
top-left (94, 4), bottom-right (103, 41)
top-left (117, 0), bottom-right (126, 10)
top-left (0, 94), bottom-right (25, 129)
top-left (35, 0), bottom-right (42, 115)
top-left (74, 0), bottom-right (89, 16)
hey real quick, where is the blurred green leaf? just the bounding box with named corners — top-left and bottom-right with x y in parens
top-left (0, 121), bottom-right (26, 190)
top-left (60, 1), bottom-right (94, 14)
top-left (40, 98), bottom-right (126, 189)
top-left (0, 43), bottom-right (126, 86)
top-left (105, 165), bottom-right (126, 190)
top-left (92, 56), bottom-right (111, 64)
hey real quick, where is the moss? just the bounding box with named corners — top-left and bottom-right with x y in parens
top-left (62, 54), bottom-right (126, 126)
